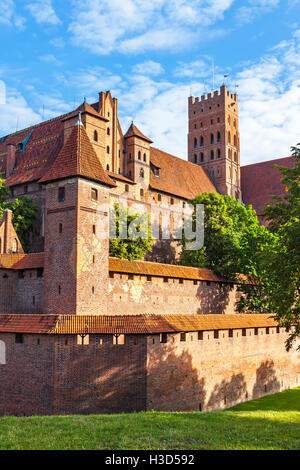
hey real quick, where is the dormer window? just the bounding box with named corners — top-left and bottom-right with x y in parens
top-left (151, 164), bottom-right (160, 177)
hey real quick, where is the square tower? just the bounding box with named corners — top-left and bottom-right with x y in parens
top-left (188, 85), bottom-right (241, 199)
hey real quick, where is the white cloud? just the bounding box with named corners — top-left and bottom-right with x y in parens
top-left (0, 0), bottom-right (26, 29)
top-left (0, 89), bottom-right (41, 136)
top-left (235, 0), bottom-right (280, 25)
top-left (132, 61), bottom-right (164, 76)
top-left (26, 0), bottom-right (61, 25)
top-left (68, 0), bottom-right (234, 54)
top-left (39, 54), bottom-right (62, 66)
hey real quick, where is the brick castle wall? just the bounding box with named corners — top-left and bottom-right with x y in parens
top-left (108, 273), bottom-right (239, 315)
top-left (0, 329), bottom-right (298, 416)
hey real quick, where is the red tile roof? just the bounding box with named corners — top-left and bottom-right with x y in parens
top-left (0, 314), bottom-right (278, 334)
top-left (150, 147), bottom-right (217, 199)
top-left (109, 257), bottom-right (229, 282)
top-left (0, 253), bottom-right (44, 270)
top-left (124, 123), bottom-right (153, 143)
top-left (39, 122), bottom-right (116, 187)
top-left (241, 156), bottom-right (295, 216)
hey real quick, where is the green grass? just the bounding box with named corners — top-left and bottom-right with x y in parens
top-left (0, 388), bottom-right (299, 450)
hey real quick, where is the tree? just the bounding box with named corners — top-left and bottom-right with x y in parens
top-left (180, 192), bottom-right (278, 312)
top-left (109, 203), bottom-right (153, 260)
top-left (0, 178), bottom-right (39, 252)
top-left (262, 143), bottom-right (300, 349)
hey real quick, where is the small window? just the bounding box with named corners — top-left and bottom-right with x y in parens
top-left (214, 330), bottom-right (219, 339)
top-left (107, 127), bottom-right (110, 136)
top-left (180, 332), bottom-right (186, 342)
top-left (198, 331), bottom-right (203, 340)
top-left (163, 277), bottom-right (168, 283)
top-left (266, 327), bottom-right (269, 335)
top-left (125, 184), bottom-right (129, 192)
top-left (229, 329), bottom-right (233, 338)
top-left (194, 138), bottom-right (197, 149)
top-left (140, 168), bottom-right (144, 178)
top-left (107, 146), bottom-right (110, 154)
top-left (93, 225), bottom-right (96, 235)
top-left (217, 149), bottom-right (221, 159)
top-left (129, 153), bottom-right (132, 161)
top-left (200, 136), bottom-right (204, 147)
top-left (94, 130), bottom-right (98, 142)
top-left (217, 132), bottom-right (221, 143)
top-left (160, 333), bottom-right (167, 344)
top-left (210, 150), bottom-right (214, 160)
top-left (37, 268), bottom-right (43, 278)
top-left (59, 223), bottom-right (63, 234)
top-left (58, 187), bottom-right (65, 202)
top-left (140, 189), bottom-right (144, 197)
top-left (158, 194), bottom-right (161, 201)
top-left (210, 134), bottom-right (214, 144)
top-left (194, 154), bottom-right (197, 163)
top-left (254, 327), bottom-right (258, 336)
top-left (58, 285), bottom-right (61, 295)
top-left (242, 328), bottom-right (246, 337)
top-left (276, 326), bottom-right (280, 334)
top-left (200, 153), bottom-right (204, 162)
top-left (18, 270), bottom-right (25, 279)
top-left (15, 333), bottom-right (24, 344)
top-left (113, 334), bottom-right (125, 345)
top-left (138, 151), bottom-right (141, 160)
top-left (143, 153), bottom-right (146, 162)
top-left (106, 164), bottom-right (110, 171)
top-left (91, 188), bottom-right (98, 201)
top-left (92, 286), bottom-right (95, 294)
top-left (170, 198), bottom-right (174, 205)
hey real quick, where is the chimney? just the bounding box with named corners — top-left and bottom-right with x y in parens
top-left (6, 143), bottom-right (16, 177)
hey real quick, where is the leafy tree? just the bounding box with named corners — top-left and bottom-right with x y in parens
top-left (109, 203), bottom-right (153, 260)
top-left (0, 178), bottom-right (39, 252)
top-left (261, 143), bottom-right (300, 349)
top-left (180, 192), bottom-right (278, 312)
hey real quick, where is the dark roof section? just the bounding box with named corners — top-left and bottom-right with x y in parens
top-left (63, 101), bottom-right (109, 122)
top-left (39, 121), bottom-right (116, 187)
top-left (150, 147), bottom-right (217, 199)
top-left (124, 123), bottom-right (153, 143)
top-left (241, 156), bottom-right (295, 216)
top-left (0, 314), bottom-right (278, 334)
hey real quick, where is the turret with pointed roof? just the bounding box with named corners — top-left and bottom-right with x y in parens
top-left (39, 115), bottom-right (115, 187)
top-left (124, 122), bottom-right (152, 188)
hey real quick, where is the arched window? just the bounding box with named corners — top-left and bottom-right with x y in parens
top-left (194, 137), bottom-right (197, 149)
top-left (107, 127), bottom-right (110, 136)
top-left (210, 134), bottom-right (214, 145)
top-left (228, 131), bottom-right (231, 144)
top-left (217, 149), bottom-right (221, 159)
top-left (200, 136), bottom-right (204, 147)
top-left (143, 153), bottom-right (146, 162)
top-left (107, 146), bottom-right (110, 154)
top-left (234, 152), bottom-right (238, 162)
top-left (106, 164), bottom-right (110, 171)
top-left (233, 119), bottom-right (236, 128)
top-left (217, 132), bottom-right (221, 143)
top-left (234, 134), bottom-right (237, 146)
top-left (0, 340), bottom-right (5, 365)
top-left (94, 130), bottom-right (98, 142)
top-left (138, 151), bottom-right (141, 160)
top-left (228, 149), bottom-right (232, 159)
top-left (140, 168), bottom-right (144, 178)
top-left (200, 153), bottom-right (204, 162)
top-left (211, 150), bottom-right (214, 160)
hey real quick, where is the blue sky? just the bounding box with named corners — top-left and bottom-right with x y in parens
top-left (0, 0), bottom-right (300, 165)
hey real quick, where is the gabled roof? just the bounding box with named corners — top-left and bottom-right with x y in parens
top-left (0, 253), bottom-right (44, 270)
top-left (64, 101), bottom-right (109, 122)
top-left (124, 123), bottom-right (153, 143)
top-left (0, 314), bottom-right (278, 334)
top-left (241, 156), bottom-right (295, 216)
top-left (150, 147), bottom-right (217, 199)
top-left (39, 121), bottom-right (116, 187)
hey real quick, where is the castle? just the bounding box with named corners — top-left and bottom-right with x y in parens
top-left (0, 86), bottom-right (298, 416)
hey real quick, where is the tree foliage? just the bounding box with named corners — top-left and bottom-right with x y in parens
top-left (0, 179), bottom-right (39, 252)
top-left (109, 203), bottom-right (153, 260)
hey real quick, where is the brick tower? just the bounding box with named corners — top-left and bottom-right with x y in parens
top-left (39, 114), bottom-right (116, 315)
top-left (188, 85), bottom-right (241, 199)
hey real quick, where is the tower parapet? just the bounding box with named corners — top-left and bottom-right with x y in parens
top-left (188, 85), bottom-right (241, 199)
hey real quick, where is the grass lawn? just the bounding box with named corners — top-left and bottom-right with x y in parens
top-left (0, 388), bottom-right (299, 450)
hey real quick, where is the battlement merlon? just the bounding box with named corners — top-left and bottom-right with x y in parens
top-left (188, 85), bottom-right (238, 111)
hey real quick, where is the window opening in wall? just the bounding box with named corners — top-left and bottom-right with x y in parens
top-left (18, 270), bottom-right (25, 279)
top-left (140, 189), bottom-right (144, 197)
top-left (58, 187), bottom-right (65, 202)
top-left (206, 281), bottom-right (211, 286)
top-left (91, 188), bottom-right (98, 201)
top-left (125, 184), bottom-right (129, 192)
top-left (113, 334), bottom-right (125, 345)
top-left (143, 153), bottom-right (146, 162)
top-left (138, 151), bottom-right (141, 160)
top-left (229, 329), bottom-right (233, 338)
top-left (59, 223), bottom-right (63, 234)
top-left (58, 285), bottom-right (61, 295)
top-left (163, 277), bottom-right (168, 283)
top-left (107, 127), bottom-right (110, 136)
top-left (93, 225), bottom-right (96, 235)
top-left (160, 333), bottom-right (167, 343)
top-left (198, 331), bottom-right (203, 340)
top-left (180, 332), bottom-right (186, 342)
top-left (276, 326), bottom-right (280, 334)
top-left (94, 130), bottom-right (98, 141)
top-left (77, 334), bottom-right (89, 345)
top-left (107, 146), bottom-right (110, 154)
top-left (179, 279), bottom-right (183, 284)
top-left (266, 327), bottom-right (269, 335)
top-left (158, 194), bottom-right (161, 201)
top-left (242, 328), bottom-right (246, 337)
top-left (214, 330), bottom-right (219, 339)
top-left (37, 268), bottom-right (43, 278)
top-left (15, 333), bottom-right (24, 344)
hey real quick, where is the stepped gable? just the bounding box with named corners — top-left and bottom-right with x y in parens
top-left (241, 156), bottom-right (295, 217)
top-left (2, 115), bottom-right (66, 186)
top-left (0, 314), bottom-right (277, 335)
top-left (124, 122), bottom-right (153, 143)
top-left (39, 119), bottom-right (116, 187)
top-left (150, 147), bottom-right (217, 199)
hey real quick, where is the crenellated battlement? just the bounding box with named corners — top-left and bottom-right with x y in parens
top-left (189, 85), bottom-right (238, 110)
